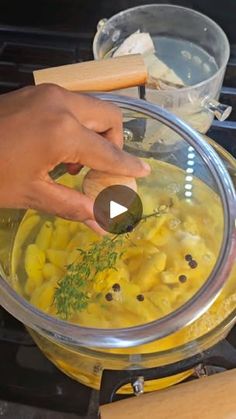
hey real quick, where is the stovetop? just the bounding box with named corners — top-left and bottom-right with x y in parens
top-left (0, 24), bottom-right (235, 153)
top-left (0, 1), bottom-right (236, 417)
top-left (0, 308), bottom-right (100, 418)
top-left (2, 305), bottom-right (236, 419)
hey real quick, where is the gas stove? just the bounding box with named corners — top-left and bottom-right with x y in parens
top-left (2, 308), bottom-right (236, 419)
top-left (0, 1), bottom-right (236, 418)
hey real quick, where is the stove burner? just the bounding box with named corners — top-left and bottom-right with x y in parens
top-left (1, 307), bottom-right (236, 417)
top-left (99, 333), bottom-right (236, 404)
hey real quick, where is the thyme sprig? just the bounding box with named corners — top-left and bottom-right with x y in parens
top-left (54, 235), bottom-right (124, 319)
top-left (54, 204), bottom-right (171, 319)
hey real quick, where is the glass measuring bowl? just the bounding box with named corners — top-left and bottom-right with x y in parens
top-left (0, 94), bottom-right (236, 393)
top-left (93, 4), bottom-right (231, 148)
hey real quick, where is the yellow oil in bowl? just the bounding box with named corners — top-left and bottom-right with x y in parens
top-left (10, 158), bottom-right (235, 391)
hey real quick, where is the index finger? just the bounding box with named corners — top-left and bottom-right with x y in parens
top-left (64, 123), bottom-right (150, 178)
top-left (63, 91), bottom-right (124, 147)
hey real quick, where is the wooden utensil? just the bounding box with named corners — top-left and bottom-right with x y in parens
top-left (33, 54), bottom-right (147, 92)
top-left (100, 368), bottom-right (236, 419)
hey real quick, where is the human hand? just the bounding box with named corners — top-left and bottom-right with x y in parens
top-left (0, 84), bottom-right (150, 231)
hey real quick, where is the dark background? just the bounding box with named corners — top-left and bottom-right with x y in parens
top-left (0, 0), bottom-right (235, 43)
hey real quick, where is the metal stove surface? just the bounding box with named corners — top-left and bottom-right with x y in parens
top-left (0, 308), bottom-right (99, 418)
top-left (2, 307), bottom-right (236, 418)
top-left (0, 4), bottom-right (235, 418)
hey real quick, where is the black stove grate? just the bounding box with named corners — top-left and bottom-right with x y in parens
top-left (0, 25), bottom-right (93, 93)
top-left (0, 25), bottom-right (234, 154)
top-left (2, 306), bottom-right (236, 416)
top-left (206, 52), bottom-right (236, 156)
top-left (0, 308), bottom-right (94, 416)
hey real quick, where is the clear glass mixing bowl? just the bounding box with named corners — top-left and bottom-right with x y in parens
top-left (0, 94), bottom-right (236, 392)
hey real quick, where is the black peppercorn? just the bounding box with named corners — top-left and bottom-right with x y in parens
top-left (137, 294), bottom-right (144, 302)
top-left (179, 274), bottom-right (187, 283)
top-left (112, 283), bottom-right (121, 292)
top-left (189, 260), bottom-right (198, 269)
top-left (126, 224), bottom-right (134, 233)
top-left (105, 293), bottom-right (113, 301)
top-left (185, 254), bottom-right (192, 262)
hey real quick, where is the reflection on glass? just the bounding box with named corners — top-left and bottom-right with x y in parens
top-left (185, 146), bottom-right (195, 199)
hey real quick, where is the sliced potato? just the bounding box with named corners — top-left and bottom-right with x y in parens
top-left (42, 263), bottom-right (64, 281)
top-left (36, 221), bottom-right (53, 251)
top-left (25, 244), bottom-right (45, 280)
top-left (46, 249), bottom-right (68, 269)
top-left (135, 252), bottom-right (167, 292)
top-left (51, 225), bottom-right (70, 250)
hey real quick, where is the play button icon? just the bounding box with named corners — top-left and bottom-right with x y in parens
top-left (93, 185), bottom-right (143, 235)
top-left (110, 201), bottom-right (127, 219)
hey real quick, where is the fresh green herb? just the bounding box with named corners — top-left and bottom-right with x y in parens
top-left (54, 235), bottom-right (123, 319)
top-left (54, 203), bottom-right (172, 319)
top-left (142, 204), bottom-right (170, 222)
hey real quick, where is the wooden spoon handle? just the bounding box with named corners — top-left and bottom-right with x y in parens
top-left (33, 54), bottom-right (147, 92)
top-left (100, 368), bottom-right (236, 419)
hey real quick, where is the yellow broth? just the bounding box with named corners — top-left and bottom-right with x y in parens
top-left (10, 158), bottom-right (236, 390)
top-left (11, 159), bottom-right (227, 333)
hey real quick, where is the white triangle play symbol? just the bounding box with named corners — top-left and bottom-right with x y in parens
top-left (110, 200), bottom-right (128, 219)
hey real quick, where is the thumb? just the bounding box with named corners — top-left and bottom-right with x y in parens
top-left (29, 180), bottom-right (105, 234)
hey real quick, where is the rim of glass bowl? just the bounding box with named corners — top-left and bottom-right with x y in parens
top-left (92, 4), bottom-right (230, 95)
top-left (45, 308), bottom-right (236, 366)
top-left (0, 94), bottom-right (236, 349)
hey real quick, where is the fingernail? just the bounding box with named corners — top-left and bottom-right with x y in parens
top-left (141, 161), bottom-right (151, 173)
